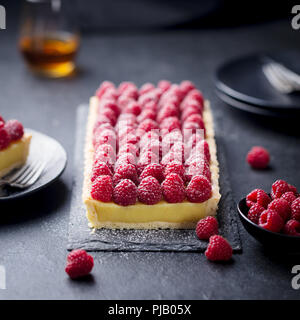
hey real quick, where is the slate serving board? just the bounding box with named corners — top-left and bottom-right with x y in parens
top-left (67, 105), bottom-right (242, 252)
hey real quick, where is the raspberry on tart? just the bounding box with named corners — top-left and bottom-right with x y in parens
top-left (196, 216), bottom-right (219, 240)
top-left (83, 82), bottom-right (220, 229)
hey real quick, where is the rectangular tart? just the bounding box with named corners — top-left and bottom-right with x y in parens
top-left (83, 82), bottom-right (220, 229)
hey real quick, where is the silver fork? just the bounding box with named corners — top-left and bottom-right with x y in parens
top-left (0, 160), bottom-right (46, 189)
top-left (262, 60), bottom-right (300, 94)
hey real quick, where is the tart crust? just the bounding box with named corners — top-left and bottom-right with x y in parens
top-left (0, 134), bottom-right (32, 179)
top-left (83, 97), bottom-right (220, 229)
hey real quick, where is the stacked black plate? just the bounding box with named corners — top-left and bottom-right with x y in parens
top-left (215, 51), bottom-right (300, 117)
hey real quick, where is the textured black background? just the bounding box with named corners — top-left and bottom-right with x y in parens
top-left (0, 2), bottom-right (300, 299)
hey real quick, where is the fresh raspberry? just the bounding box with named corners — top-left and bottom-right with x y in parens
top-left (205, 235), bottom-right (232, 262)
top-left (180, 80), bottom-right (195, 95)
top-left (138, 119), bottom-right (159, 133)
top-left (160, 117), bottom-right (181, 133)
top-left (186, 159), bottom-right (211, 182)
top-left (95, 81), bottom-right (115, 98)
top-left (0, 121), bottom-right (4, 129)
top-left (291, 198), bottom-right (300, 221)
top-left (65, 249), bottom-right (94, 279)
top-left (281, 192), bottom-right (296, 205)
top-left (246, 189), bottom-right (271, 209)
top-left (118, 143), bottom-right (139, 158)
top-left (247, 204), bottom-right (265, 224)
top-left (4, 120), bottom-right (24, 141)
top-left (259, 209), bottom-right (284, 232)
top-left (161, 151), bottom-right (182, 167)
top-left (288, 184), bottom-right (298, 196)
top-left (116, 152), bottom-right (136, 167)
top-left (91, 175), bottom-right (113, 202)
top-left (140, 139), bottom-right (161, 156)
top-left (246, 146), bottom-right (270, 169)
top-left (117, 95), bottom-right (134, 109)
top-left (138, 91), bottom-right (159, 107)
top-left (196, 216), bottom-right (219, 240)
top-left (271, 179), bottom-right (290, 199)
top-left (139, 83), bottom-right (155, 95)
top-left (182, 121), bottom-right (201, 132)
top-left (138, 176), bottom-right (162, 205)
top-left (157, 104), bottom-right (179, 123)
top-left (186, 89), bottom-right (204, 106)
top-left (181, 104), bottom-right (202, 121)
top-left (99, 100), bottom-right (120, 117)
top-left (137, 109), bottom-right (156, 122)
top-left (0, 127), bottom-right (10, 150)
top-left (95, 143), bottom-right (116, 160)
top-left (114, 163), bottom-right (138, 185)
top-left (163, 161), bottom-right (184, 179)
top-left (113, 179), bottom-right (137, 206)
top-left (186, 175), bottom-right (212, 203)
top-left (93, 128), bottom-right (116, 148)
top-left (283, 220), bottom-right (300, 236)
top-left (193, 140), bottom-right (210, 163)
top-left (122, 87), bottom-right (139, 100)
top-left (91, 161), bottom-right (113, 182)
top-left (137, 151), bottom-right (159, 175)
top-left (184, 114), bottom-right (204, 129)
top-left (158, 80), bottom-right (171, 92)
top-left (268, 198), bottom-right (291, 221)
top-left (140, 163), bottom-right (164, 183)
top-left (162, 173), bottom-right (186, 203)
top-left (124, 102), bottom-right (142, 116)
top-left (118, 81), bottom-right (136, 95)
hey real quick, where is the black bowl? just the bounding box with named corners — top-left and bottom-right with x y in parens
top-left (237, 198), bottom-right (300, 253)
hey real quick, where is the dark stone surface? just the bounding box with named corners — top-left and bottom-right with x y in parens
top-left (67, 107), bottom-right (241, 252)
top-left (0, 19), bottom-right (300, 299)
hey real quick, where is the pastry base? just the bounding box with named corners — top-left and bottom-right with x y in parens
top-left (0, 134), bottom-right (32, 179)
top-left (83, 97), bottom-right (220, 229)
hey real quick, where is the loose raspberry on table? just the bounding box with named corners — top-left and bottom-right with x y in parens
top-left (65, 249), bottom-right (94, 279)
top-left (114, 163), bottom-right (138, 185)
top-left (258, 209), bottom-right (284, 232)
top-left (247, 204), bottom-right (265, 224)
top-left (271, 179), bottom-right (290, 199)
top-left (283, 219), bottom-right (300, 236)
top-left (246, 189), bottom-right (271, 208)
top-left (4, 120), bottom-right (24, 142)
top-left (246, 146), bottom-right (270, 169)
top-left (268, 198), bottom-right (291, 221)
top-left (138, 176), bottom-right (162, 205)
top-left (140, 163), bottom-right (164, 183)
top-left (196, 216), bottom-right (219, 240)
top-left (91, 161), bottom-right (113, 182)
top-left (0, 127), bottom-right (10, 150)
top-left (91, 175), bottom-right (113, 202)
top-left (205, 235), bottom-right (232, 262)
top-left (113, 179), bottom-right (137, 206)
top-left (162, 173), bottom-right (186, 203)
top-left (186, 175), bottom-right (212, 203)
top-left (291, 198), bottom-right (300, 221)
top-left (281, 192), bottom-right (296, 205)
top-left (164, 162), bottom-right (185, 180)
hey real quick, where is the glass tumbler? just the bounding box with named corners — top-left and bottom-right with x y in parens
top-left (19, 0), bottom-right (80, 78)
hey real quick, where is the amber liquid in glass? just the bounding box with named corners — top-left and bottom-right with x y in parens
top-left (19, 32), bottom-right (79, 77)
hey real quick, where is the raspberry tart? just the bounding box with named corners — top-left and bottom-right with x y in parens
top-left (0, 116), bottom-right (31, 179)
top-left (83, 81), bottom-right (220, 229)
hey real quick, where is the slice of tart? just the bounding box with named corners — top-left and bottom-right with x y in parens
top-left (0, 117), bottom-right (31, 179)
top-left (83, 81), bottom-right (220, 229)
